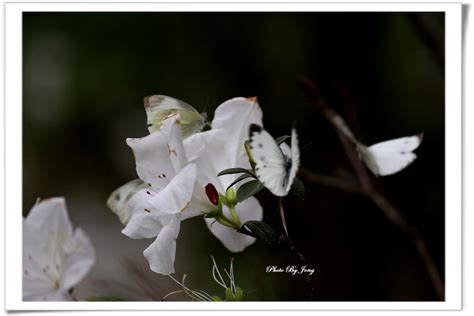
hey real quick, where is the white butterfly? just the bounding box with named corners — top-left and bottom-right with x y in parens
top-left (357, 134), bottom-right (423, 176)
top-left (107, 178), bottom-right (145, 224)
top-left (144, 95), bottom-right (207, 138)
top-left (332, 114), bottom-right (423, 176)
top-left (248, 124), bottom-right (300, 197)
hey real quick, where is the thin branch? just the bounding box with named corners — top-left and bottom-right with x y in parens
top-left (278, 197), bottom-right (316, 300)
top-left (298, 76), bottom-right (444, 300)
top-left (278, 197), bottom-right (290, 239)
top-left (298, 167), bottom-right (365, 195)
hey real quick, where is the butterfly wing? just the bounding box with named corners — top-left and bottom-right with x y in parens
top-left (249, 124), bottom-right (289, 197)
top-left (144, 95), bottom-right (206, 137)
top-left (361, 134), bottom-right (423, 176)
top-left (107, 178), bottom-right (146, 224)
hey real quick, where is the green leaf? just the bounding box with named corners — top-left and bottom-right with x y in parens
top-left (218, 168), bottom-right (252, 177)
top-left (85, 296), bottom-right (126, 301)
top-left (236, 180), bottom-right (264, 202)
top-left (276, 135), bottom-right (290, 145)
top-left (289, 177), bottom-right (305, 199)
top-left (240, 220), bottom-right (279, 252)
top-left (226, 173), bottom-right (254, 191)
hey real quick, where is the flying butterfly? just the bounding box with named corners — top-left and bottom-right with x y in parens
top-left (144, 95), bottom-right (207, 138)
top-left (357, 134), bottom-right (423, 176)
top-left (248, 124), bottom-right (300, 197)
top-left (332, 113), bottom-right (423, 176)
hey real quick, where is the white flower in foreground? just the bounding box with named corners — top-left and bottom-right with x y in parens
top-left (192, 97), bottom-right (264, 252)
top-left (112, 97), bottom-right (264, 274)
top-left (121, 116), bottom-right (201, 275)
top-left (23, 197), bottom-right (95, 301)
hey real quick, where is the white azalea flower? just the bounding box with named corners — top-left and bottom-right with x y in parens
top-left (191, 97), bottom-right (264, 252)
top-left (121, 116), bottom-right (201, 275)
top-left (23, 197), bottom-right (95, 301)
top-left (113, 97), bottom-right (264, 274)
top-left (171, 97), bottom-right (264, 252)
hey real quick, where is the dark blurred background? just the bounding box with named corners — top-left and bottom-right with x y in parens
top-left (23, 12), bottom-right (445, 301)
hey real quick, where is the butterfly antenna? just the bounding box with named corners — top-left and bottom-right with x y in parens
top-left (201, 94), bottom-right (212, 127)
top-left (300, 142), bottom-right (313, 152)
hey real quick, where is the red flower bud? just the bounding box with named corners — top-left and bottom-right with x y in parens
top-left (205, 183), bottom-right (219, 206)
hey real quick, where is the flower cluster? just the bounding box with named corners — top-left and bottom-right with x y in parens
top-left (22, 92), bottom-right (424, 301)
top-left (109, 97), bottom-right (264, 275)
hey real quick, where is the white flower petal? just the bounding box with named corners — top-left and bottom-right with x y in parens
top-left (147, 163), bottom-right (197, 216)
top-left (143, 215), bottom-right (181, 275)
top-left (24, 289), bottom-right (72, 301)
top-left (24, 197), bottom-right (73, 244)
top-left (189, 184), bottom-right (216, 217)
top-left (126, 132), bottom-right (177, 191)
top-left (23, 198), bottom-right (74, 299)
top-left (192, 134), bottom-right (230, 191)
top-left (122, 210), bottom-right (171, 239)
top-left (60, 228), bottom-right (95, 291)
top-left (211, 97), bottom-right (263, 169)
top-left (205, 197), bottom-right (263, 252)
top-left (120, 188), bottom-right (153, 224)
top-left (22, 260), bottom-right (54, 300)
top-left (183, 129), bottom-right (221, 162)
top-left (161, 115), bottom-right (188, 171)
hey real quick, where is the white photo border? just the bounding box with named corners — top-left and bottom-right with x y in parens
top-left (4, 1), bottom-right (462, 311)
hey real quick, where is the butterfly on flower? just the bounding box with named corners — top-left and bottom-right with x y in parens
top-left (144, 95), bottom-right (207, 138)
top-left (248, 124), bottom-right (300, 197)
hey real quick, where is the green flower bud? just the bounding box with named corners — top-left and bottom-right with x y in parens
top-left (226, 188), bottom-right (236, 203)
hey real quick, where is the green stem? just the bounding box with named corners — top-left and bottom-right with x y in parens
top-left (216, 215), bottom-right (239, 229)
top-left (228, 204), bottom-right (241, 227)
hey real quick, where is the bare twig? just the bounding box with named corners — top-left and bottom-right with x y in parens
top-left (278, 197), bottom-right (316, 300)
top-left (278, 197), bottom-right (291, 239)
top-left (298, 167), bottom-right (365, 195)
top-left (298, 76), bottom-right (444, 300)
